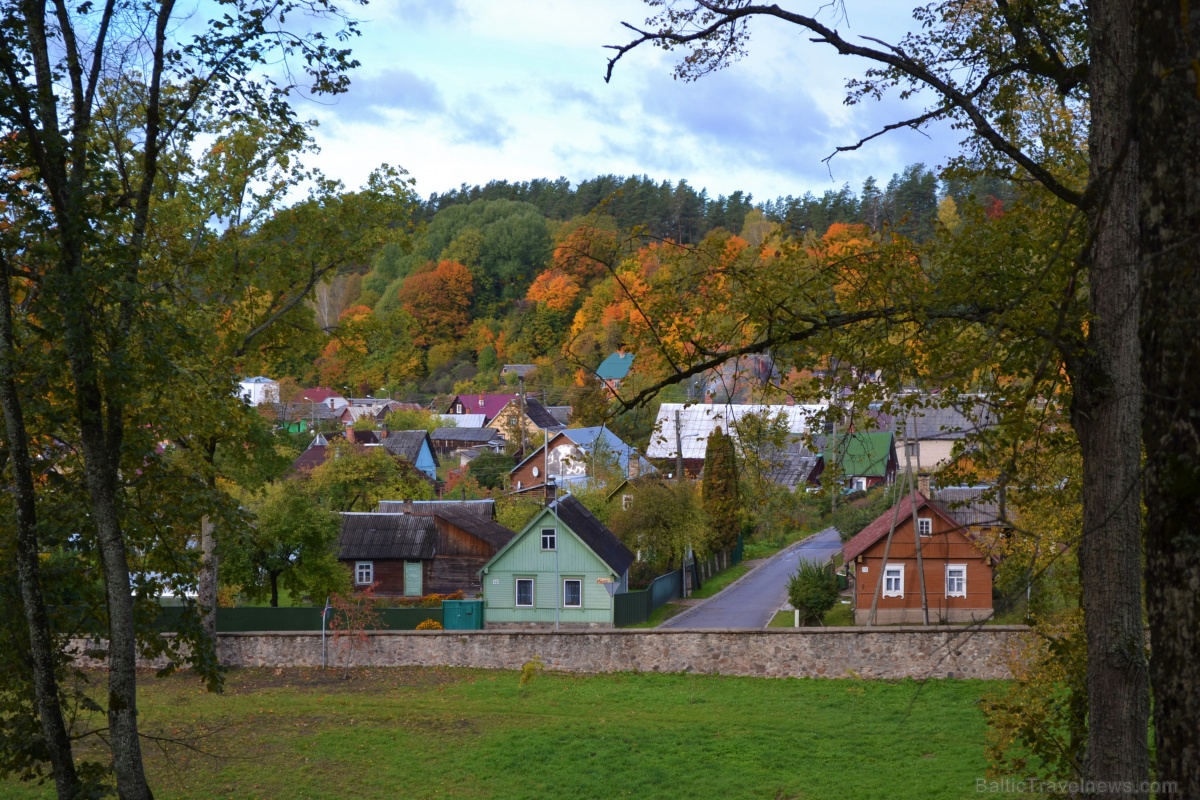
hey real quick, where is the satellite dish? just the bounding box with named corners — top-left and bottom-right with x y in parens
top-left (532, 466), bottom-right (540, 477)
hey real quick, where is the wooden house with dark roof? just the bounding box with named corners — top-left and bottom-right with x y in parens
top-left (338, 500), bottom-right (515, 597)
top-left (379, 430), bottom-right (438, 480)
top-left (479, 494), bottom-right (634, 629)
top-left (842, 492), bottom-right (995, 625)
top-left (430, 427), bottom-right (506, 457)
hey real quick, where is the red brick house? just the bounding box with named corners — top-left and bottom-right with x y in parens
top-left (842, 492), bottom-right (995, 624)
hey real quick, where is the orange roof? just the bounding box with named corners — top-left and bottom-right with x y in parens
top-left (841, 492), bottom-right (967, 562)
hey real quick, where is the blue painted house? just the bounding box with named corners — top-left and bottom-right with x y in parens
top-left (380, 430), bottom-right (439, 481)
top-left (480, 495), bottom-right (634, 629)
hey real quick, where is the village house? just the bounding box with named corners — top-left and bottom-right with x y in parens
top-left (842, 492), bottom-right (996, 624)
top-left (509, 427), bottom-right (653, 494)
top-left (595, 351), bottom-right (634, 393)
top-left (870, 396), bottom-right (996, 472)
top-left (487, 396), bottom-right (565, 444)
top-left (237, 376), bottom-right (279, 406)
top-left (378, 430), bottom-right (439, 481)
top-left (646, 402), bottom-right (826, 476)
top-left (824, 431), bottom-right (898, 491)
top-left (479, 495), bottom-right (634, 629)
top-left (338, 499), bottom-right (514, 597)
top-left (430, 427), bottom-right (506, 459)
top-left (443, 393), bottom-right (518, 424)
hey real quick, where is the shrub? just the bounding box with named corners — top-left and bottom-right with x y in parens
top-left (787, 559), bottom-right (840, 625)
top-left (392, 590), bottom-right (465, 608)
top-left (415, 618), bottom-right (443, 630)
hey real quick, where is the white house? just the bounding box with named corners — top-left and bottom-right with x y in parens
top-left (646, 402), bottom-right (827, 463)
top-left (238, 376), bottom-right (279, 406)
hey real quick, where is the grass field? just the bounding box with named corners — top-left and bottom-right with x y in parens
top-left (5, 668), bottom-right (1000, 800)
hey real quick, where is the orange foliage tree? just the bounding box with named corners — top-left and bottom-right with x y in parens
top-left (397, 259), bottom-right (474, 346)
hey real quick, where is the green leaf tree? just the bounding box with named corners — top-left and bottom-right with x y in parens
top-left (701, 426), bottom-right (741, 550)
top-left (220, 483), bottom-right (348, 608)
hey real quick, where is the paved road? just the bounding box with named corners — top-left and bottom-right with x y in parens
top-left (662, 527), bottom-right (844, 629)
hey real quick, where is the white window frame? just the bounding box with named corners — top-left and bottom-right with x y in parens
top-left (540, 527), bottom-right (557, 550)
top-left (563, 579), bottom-right (582, 608)
top-left (622, 494), bottom-right (633, 510)
top-left (917, 517), bottom-right (933, 537)
top-left (946, 564), bottom-right (967, 598)
top-left (515, 577), bottom-right (535, 607)
top-left (852, 477), bottom-right (868, 492)
top-left (883, 564), bottom-right (905, 598)
top-left (354, 561), bottom-right (374, 585)
top-left (454, 402), bottom-right (463, 413)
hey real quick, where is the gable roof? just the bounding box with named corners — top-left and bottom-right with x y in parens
top-left (932, 486), bottom-right (1005, 528)
top-left (338, 513), bottom-right (436, 560)
top-left (842, 492), bottom-right (966, 562)
top-left (445, 393), bottom-right (518, 421)
top-left (522, 397), bottom-right (566, 430)
top-left (380, 430), bottom-right (437, 466)
top-left (547, 406), bottom-right (572, 426)
top-left (510, 426), bottom-right (654, 482)
top-left (432, 426), bottom-right (504, 444)
top-left (433, 507), bottom-right (515, 549)
top-left (870, 396), bottom-right (996, 441)
top-left (596, 351), bottom-right (634, 381)
top-left (646, 402), bottom-right (826, 459)
top-left (551, 495), bottom-right (635, 575)
top-left (301, 387), bottom-right (344, 404)
top-left (763, 450), bottom-right (823, 491)
top-left (377, 499), bottom-right (496, 518)
top-left (437, 413), bottom-right (487, 428)
top-left (824, 431), bottom-right (896, 478)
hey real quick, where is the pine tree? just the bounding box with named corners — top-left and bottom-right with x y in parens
top-left (701, 426), bottom-right (741, 551)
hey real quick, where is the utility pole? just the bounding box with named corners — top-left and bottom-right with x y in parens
top-left (518, 377), bottom-right (528, 456)
top-left (905, 416), bottom-right (929, 625)
top-left (673, 409), bottom-right (685, 480)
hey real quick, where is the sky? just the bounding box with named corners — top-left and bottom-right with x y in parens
top-left (295, 0), bottom-right (967, 205)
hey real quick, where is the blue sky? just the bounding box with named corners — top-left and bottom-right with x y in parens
top-left (296, 0), bottom-right (965, 204)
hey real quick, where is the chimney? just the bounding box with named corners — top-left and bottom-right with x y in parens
top-left (917, 474), bottom-right (931, 496)
top-left (544, 479), bottom-right (557, 506)
top-left (627, 452), bottom-right (640, 479)
top-left (402, 498), bottom-right (413, 514)
top-left (478, 393), bottom-right (485, 409)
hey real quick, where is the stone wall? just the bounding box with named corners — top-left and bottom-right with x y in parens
top-left (107, 626), bottom-right (1035, 680)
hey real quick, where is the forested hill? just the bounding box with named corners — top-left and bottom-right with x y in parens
top-left (267, 163), bottom-right (1017, 435)
top-left (418, 165), bottom-right (1012, 246)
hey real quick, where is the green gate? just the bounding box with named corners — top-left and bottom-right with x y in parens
top-left (442, 599), bottom-right (484, 630)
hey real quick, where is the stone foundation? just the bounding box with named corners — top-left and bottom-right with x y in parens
top-left (853, 608), bottom-right (994, 625)
top-left (74, 626), bottom-right (1030, 680)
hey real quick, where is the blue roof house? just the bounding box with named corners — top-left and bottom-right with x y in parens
top-left (596, 351), bottom-right (634, 391)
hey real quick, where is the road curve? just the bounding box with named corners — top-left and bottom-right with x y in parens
top-left (661, 527), bottom-right (843, 629)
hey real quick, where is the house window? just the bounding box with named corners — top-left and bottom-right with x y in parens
top-left (917, 517), bottom-right (933, 537)
top-left (622, 494), bottom-right (633, 510)
top-left (883, 564), bottom-right (904, 598)
top-left (454, 403), bottom-right (463, 413)
top-left (355, 561), bottom-right (373, 585)
top-left (563, 579), bottom-right (582, 608)
top-left (515, 578), bottom-right (535, 607)
top-left (946, 565), bottom-right (967, 597)
top-left (852, 477), bottom-right (867, 492)
top-left (541, 528), bottom-right (556, 550)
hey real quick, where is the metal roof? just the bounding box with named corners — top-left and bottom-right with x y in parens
top-left (596, 352), bottom-right (634, 381)
top-left (337, 514), bottom-right (436, 560)
top-left (645, 402), bottom-right (826, 459)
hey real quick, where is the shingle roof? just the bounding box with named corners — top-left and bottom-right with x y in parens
top-left (524, 397), bottom-right (566, 430)
top-left (338, 514), bottom-right (436, 560)
top-left (380, 430), bottom-right (435, 465)
top-left (432, 427), bottom-right (504, 444)
top-left (433, 507), bottom-right (515, 549)
top-left (933, 486), bottom-right (1005, 528)
top-left (763, 451), bottom-right (822, 491)
top-left (596, 352), bottom-right (634, 381)
top-left (550, 495), bottom-right (635, 576)
top-left (869, 397), bottom-right (996, 441)
top-left (377, 499), bottom-right (496, 518)
top-left (547, 406), bottom-right (572, 426)
top-left (645, 403), bottom-right (826, 459)
top-left (824, 431), bottom-right (895, 478)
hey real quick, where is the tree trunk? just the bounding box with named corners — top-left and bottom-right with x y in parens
top-left (1074, 0), bottom-right (1150, 793)
top-left (1136, 2), bottom-right (1200, 794)
top-left (270, 573), bottom-right (281, 608)
top-left (64, 319), bottom-right (152, 799)
top-left (199, 516), bottom-right (217, 641)
top-left (0, 266), bottom-right (81, 797)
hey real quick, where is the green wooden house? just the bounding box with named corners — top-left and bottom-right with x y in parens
top-left (824, 431), bottom-right (898, 491)
top-left (479, 495), bottom-right (634, 629)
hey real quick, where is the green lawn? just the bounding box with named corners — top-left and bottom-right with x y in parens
top-left (769, 601), bottom-right (856, 628)
top-left (690, 563), bottom-right (749, 599)
top-left (5, 668), bottom-right (1001, 799)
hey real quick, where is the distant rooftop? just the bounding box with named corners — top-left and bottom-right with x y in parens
top-left (596, 352), bottom-right (634, 381)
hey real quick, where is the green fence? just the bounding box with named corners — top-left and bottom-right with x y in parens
top-left (614, 568), bottom-right (683, 627)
